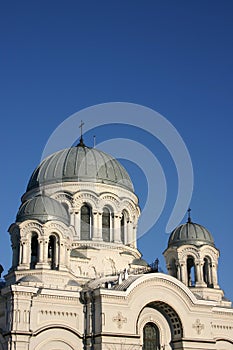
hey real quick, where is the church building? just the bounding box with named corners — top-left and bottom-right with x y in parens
top-left (0, 136), bottom-right (232, 349)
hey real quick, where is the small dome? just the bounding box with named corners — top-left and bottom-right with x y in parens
top-left (18, 275), bottom-right (42, 283)
top-left (168, 221), bottom-right (215, 247)
top-left (67, 279), bottom-right (80, 286)
top-left (16, 195), bottom-right (70, 226)
top-left (131, 258), bottom-right (149, 267)
top-left (27, 144), bottom-right (133, 192)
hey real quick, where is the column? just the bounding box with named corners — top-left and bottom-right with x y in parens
top-left (12, 244), bottom-right (19, 269)
top-left (176, 262), bottom-right (181, 280)
top-left (74, 211), bottom-right (80, 239)
top-left (127, 221), bottom-right (134, 246)
top-left (36, 238), bottom-right (50, 268)
top-left (18, 241), bottom-right (30, 269)
top-left (38, 239), bottom-right (44, 263)
top-left (59, 242), bottom-right (68, 271)
top-left (110, 213), bottom-right (114, 242)
top-left (92, 212), bottom-right (102, 240)
top-left (22, 241), bottom-right (29, 265)
top-left (70, 210), bottom-right (75, 227)
top-left (180, 261), bottom-right (187, 286)
top-left (132, 224), bottom-right (137, 248)
top-left (211, 263), bottom-right (219, 288)
top-left (55, 239), bottom-right (60, 268)
top-left (113, 215), bottom-right (122, 243)
top-left (65, 245), bottom-right (70, 269)
top-left (195, 260), bottom-right (205, 287)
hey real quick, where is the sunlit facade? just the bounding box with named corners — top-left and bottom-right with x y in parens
top-left (0, 141), bottom-right (232, 349)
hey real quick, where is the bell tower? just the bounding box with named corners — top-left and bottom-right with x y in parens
top-left (163, 211), bottom-right (229, 304)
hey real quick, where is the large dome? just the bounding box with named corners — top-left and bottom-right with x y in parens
top-left (16, 195), bottom-right (70, 225)
top-left (168, 221), bottom-right (215, 247)
top-left (27, 144), bottom-right (133, 192)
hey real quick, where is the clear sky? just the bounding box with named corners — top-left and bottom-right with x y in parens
top-left (1, 1), bottom-right (233, 300)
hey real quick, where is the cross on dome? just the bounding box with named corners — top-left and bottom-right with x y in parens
top-left (77, 120), bottom-right (85, 146)
top-left (187, 208), bottom-right (192, 223)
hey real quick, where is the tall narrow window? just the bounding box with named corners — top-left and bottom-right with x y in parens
top-left (121, 214), bottom-right (125, 243)
top-left (143, 322), bottom-right (160, 350)
top-left (48, 235), bottom-right (57, 270)
top-left (187, 256), bottom-right (196, 286)
top-left (102, 207), bottom-right (110, 242)
top-left (81, 204), bottom-right (91, 240)
top-left (30, 233), bottom-right (38, 269)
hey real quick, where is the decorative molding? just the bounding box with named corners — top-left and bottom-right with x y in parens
top-left (113, 312), bottom-right (127, 329)
top-left (192, 319), bottom-right (204, 334)
top-left (52, 192), bottom-right (73, 207)
top-left (178, 246), bottom-right (200, 260)
top-left (40, 309), bottom-right (78, 317)
top-left (126, 276), bottom-right (196, 308)
top-left (211, 323), bottom-right (233, 330)
top-left (20, 222), bottom-right (43, 238)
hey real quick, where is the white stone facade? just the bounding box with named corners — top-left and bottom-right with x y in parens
top-left (0, 144), bottom-right (232, 349)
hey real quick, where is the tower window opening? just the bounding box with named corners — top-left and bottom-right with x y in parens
top-left (203, 256), bottom-right (213, 288)
top-left (48, 235), bottom-right (58, 270)
top-left (102, 207), bottom-right (110, 242)
top-left (143, 322), bottom-right (160, 350)
top-left (187, 256), bottom-right (196, 286)
top-left (81, 204), bottom-right (92, 240)
top-left (30, 233), bottom-right (39, 269)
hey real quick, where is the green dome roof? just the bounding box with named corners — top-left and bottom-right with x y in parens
top-left (16, 195), bottom-right (70, 225)
top-left (168, 221), bottom-right (215, 247)
top-left (27, 144), bottom-right (133, 192)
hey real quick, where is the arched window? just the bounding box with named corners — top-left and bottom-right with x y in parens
top-left (30, 233), bottom-right (39, 269)
top-left (81, 204), bottom-right (92, 240)
top-left (203, 256), bottom-right (213, 287)
top-left (48, 235), bottom-right (58, 270)
top-left (102, 207), bottom-right (110, 242)
top-left (143, 322), bottom-right (160, 350)
top-left (187, 256), bottom-right (196, 286)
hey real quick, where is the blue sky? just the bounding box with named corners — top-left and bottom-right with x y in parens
top-left (1, 1), bottom-right (233, 300)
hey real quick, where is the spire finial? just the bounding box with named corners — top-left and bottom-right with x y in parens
top-left (77, 120), bottom-right (85, 146)
top-left (187, 208), bottom-right (192, 223)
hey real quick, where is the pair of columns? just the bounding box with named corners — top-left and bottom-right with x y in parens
top-left (174, 258), bottom-right (218, 288)
top-left (15, 237), bottom-right (69, 271)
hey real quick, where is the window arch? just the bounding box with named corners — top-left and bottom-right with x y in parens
top-left (102, 207), bottom-right (111, 242)
top-left (143, 322), bottom-right (160, 350)
top-left (81, 204), bottom-right (92, 240)
top-left (30, 232), bottom-right (39, 269)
